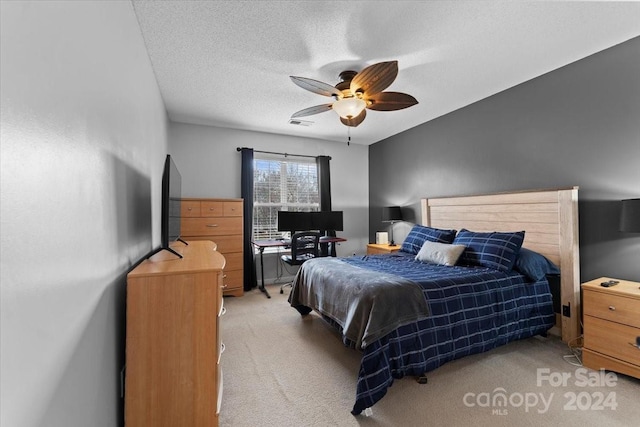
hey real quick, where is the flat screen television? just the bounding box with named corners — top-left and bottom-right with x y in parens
top-left (148, 154), bottom-right (186, 259)
top-left (277, 211), bottom-right (313, 233)
top-left (277, 210), bottom-right (344, 233)
top-left (311, 211), bottom-right (343, 231)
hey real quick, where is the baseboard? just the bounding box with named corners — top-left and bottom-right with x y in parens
top-left (257, 275), bottom-right (296, 287)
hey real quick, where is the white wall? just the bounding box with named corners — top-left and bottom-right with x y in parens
top-left (1, 2), bottom-right (167, 426)
top-left (169, 122), bottom-right (370, 283)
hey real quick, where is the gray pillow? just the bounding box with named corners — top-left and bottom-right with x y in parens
top-left (415, 241), bottom-right (466, 266)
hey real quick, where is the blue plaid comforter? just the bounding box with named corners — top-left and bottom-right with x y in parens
top-left (303, 252), bottom-right (555, 414)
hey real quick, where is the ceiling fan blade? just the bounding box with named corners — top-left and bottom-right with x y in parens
top-left (350, 61), bottom-right (398, 97)
top-left (339, 109), bottom-right (366, 127)
top-left (290, 76), bottom-right (342, 98)
top-left (366, 92), bottom-right (418, 111)
top-left (291, 104), bottom-right (333, 118)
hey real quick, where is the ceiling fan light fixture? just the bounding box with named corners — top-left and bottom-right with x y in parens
top-left (290, 60), bottom-right (416, 130)
top-left (332, 96), bottom-right (366, 119)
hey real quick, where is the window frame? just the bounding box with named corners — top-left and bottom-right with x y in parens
top-left (252, 153), bottom-right (320, 247)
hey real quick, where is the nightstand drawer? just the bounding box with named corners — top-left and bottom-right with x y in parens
top-left (583, 315), bottom-right (640, 365)
top-left (583, 290), bottom-right (640, 328)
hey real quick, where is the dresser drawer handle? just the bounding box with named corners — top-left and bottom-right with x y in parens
top-left (188, 207), bottom-right (193, 210)
top-left (608, 305), bottom-right (616, 311)
top-left (209, 207), bottom-right (215, 211)
top-left (206, 224), bottom-right (219, 227)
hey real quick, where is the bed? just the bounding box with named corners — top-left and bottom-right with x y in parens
top-left (288, 188), bottom-right (581, 414)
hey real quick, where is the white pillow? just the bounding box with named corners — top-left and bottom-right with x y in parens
top-left (415, 241), bottom-right (466, 266)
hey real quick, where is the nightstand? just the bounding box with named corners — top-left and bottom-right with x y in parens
top-left (582, 277), bottom-right (640, 380)
top-left (367, 243), bottom-right (401, 255)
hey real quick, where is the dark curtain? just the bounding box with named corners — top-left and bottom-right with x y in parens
top-left (240, 148), bottom-right (257, 291)
top-left (317, 156), bottom-right (336, 255)
top-left (317, 155), bottom-right (332, 211)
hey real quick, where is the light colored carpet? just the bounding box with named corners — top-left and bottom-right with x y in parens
top-left (219, 285), bottom-right (640, 427)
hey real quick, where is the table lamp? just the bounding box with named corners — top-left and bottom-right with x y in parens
top-left (382, 206), bottom-right (403, 246)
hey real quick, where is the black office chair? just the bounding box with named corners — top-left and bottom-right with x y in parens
top-left (280, 231), bottom-right (321, 294)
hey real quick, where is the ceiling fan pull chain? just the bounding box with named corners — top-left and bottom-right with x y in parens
top-left (347, 127), bottom-right (351, 146)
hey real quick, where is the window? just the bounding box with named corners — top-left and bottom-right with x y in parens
top-left (253, 154), bottom-right (319, 240)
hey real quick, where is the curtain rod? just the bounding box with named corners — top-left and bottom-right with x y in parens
top-left (236, 147), bottom-right (330, 160)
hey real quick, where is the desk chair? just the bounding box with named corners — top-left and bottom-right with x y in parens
top-left (280, 231), bottom-right (321, 294)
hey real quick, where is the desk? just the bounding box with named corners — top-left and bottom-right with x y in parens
top-left (251, 236), bottom-right (347, 298)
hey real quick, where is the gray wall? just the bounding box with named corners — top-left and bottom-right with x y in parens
top-left (169, 122), bottom-right (370, 283)
top-left (370, 37), bottom-right (640, 282)
top-left (1, 2), bottom-right (168, 426)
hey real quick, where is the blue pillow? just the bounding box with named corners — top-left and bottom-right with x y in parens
top-left (453, 229), bottom-right (525, 272)
top-left (400, 224), bottom-right (457, 255)
top-left (514, 247), bottom-right (560, 281)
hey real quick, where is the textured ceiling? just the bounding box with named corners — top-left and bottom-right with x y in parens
top-left (132, 1), bottom-right (640, 145)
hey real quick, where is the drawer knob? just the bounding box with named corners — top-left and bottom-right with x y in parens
top-left (210, 207), bottom-right (215, 211)
top-left (188, 207), bottom-right (192, 210)
top-left (608, 305), bottom-right (616, 311)
top-left (206, 224), bottom-right (219, 227)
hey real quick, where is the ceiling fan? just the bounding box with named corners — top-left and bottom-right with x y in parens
top-left (290, 60), bottom-right (418, 128)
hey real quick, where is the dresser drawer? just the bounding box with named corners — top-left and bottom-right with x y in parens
top-left (584, 315), bottom-right (640, 366)
top-left (181, 200), bottom-right (201, 217)
top-left (210, 235), bottom-right (243, 253)
top-left (216, 368), bottom-right (223, 416)
top-left (223, 269), bottom-right (243, 291)
top-left (583, 289), bottom-right (640, 328)
top-left (217, 271), bottom-right (224, 315)
top-left (222, 252), bottom-right (242, 271)
top-left (182, 200), bottom-right (242, 218)
top-left (176, 236), bottom-right (242, 254)
top-left (201, 201), bottom-right (225, 217)
top-left (223, 201), bottom-right (242, 217)
top-left (182, 217), bottom-right (243, 236)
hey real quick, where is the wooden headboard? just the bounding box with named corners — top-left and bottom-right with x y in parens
top-left (421, 187), bottom-right (580, 343)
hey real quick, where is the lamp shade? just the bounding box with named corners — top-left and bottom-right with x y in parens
top-left (620, 198), bottom-right (640, 233)
top-left (332, 97), bottom-right (366, 119)
top-left (382, 206), bottom-right (403, 222)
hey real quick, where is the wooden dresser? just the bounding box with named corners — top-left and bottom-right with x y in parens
top-left (582, 277), bottom-right (640, 379)
top-left (181, 198), bottom-right (244, 297)
top-left (125, 240), bottom-right (226, 426)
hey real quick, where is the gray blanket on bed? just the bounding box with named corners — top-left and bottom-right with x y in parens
top-left (288, 257), bottom-right (430, 349)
